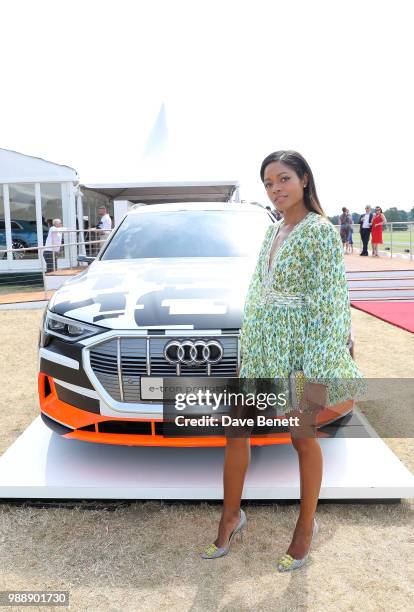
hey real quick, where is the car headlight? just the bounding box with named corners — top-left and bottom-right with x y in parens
top-left (43, 310), bottom-right (105, 343)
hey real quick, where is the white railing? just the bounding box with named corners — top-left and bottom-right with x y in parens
top-left (0, 229), bottom-right (109, 301)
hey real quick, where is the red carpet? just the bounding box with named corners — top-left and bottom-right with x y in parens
top-left (351, 301), bottom-right (414, 333)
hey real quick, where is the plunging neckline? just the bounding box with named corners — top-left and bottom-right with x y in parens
top-left (266, 211), bottom-right (313, 274)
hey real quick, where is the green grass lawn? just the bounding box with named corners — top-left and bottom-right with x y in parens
top-left (382, 230), bottom-right (411, 243)
top-left (0, 284), bottom-right (44, 296)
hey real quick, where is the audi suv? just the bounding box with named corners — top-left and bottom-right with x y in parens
top-left (38, 202), bottom-right (354, 446)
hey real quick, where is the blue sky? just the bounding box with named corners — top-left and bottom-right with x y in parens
top-left (1, 0), bottom-right (413, 214)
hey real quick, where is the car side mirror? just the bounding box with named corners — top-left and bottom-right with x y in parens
top-left (77, 254), bottom-right (95, 264)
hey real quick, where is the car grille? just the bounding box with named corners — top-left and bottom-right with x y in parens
top-left (88, 335), bottom-right (239, 403)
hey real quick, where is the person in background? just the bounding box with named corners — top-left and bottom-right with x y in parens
top-left (339, 207), bottom-right (352, 254)
top-left (359, 205), bottom-right (373, 256)
top-left (265, 205), bottom-right (283, 221)
top-left (371, 206), bottom-right (387, 257)
top-left (90, 205), bottom-right (113, 252)
top-left (42, 218), bottom-right (67, 273)
top-left (94, 206), bottom-right (112, 237)
top-left (347, 221), bottom-right (354, 254)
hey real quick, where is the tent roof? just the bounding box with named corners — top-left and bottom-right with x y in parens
top-left (81, 180), bottom-right (239, 203)
top-left (0, 147), bottom-right (78, 183)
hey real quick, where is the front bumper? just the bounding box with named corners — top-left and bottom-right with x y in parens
top-left (38, 371), bottom-right (354, 447)
top-left (38, 328), bottom-right (356, 447)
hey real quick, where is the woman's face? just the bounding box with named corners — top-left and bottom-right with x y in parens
top-left (263, 161), bottom-right (307, 213)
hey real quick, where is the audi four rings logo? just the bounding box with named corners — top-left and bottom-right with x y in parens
top-left (164, 340), bottom-right (223, 365)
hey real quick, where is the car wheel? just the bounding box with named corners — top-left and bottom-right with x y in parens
top-left (11, 239), bottom-right (26, 260)
top-left (0, 241), bottom-right (25, 260)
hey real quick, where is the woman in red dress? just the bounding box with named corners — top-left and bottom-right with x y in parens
top-left (371, 206), bottom-right (386, 257)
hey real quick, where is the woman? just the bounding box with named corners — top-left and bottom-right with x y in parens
top-left (201, 150), bottom-right (363, 571)
top-left (339, 207), bottom-right (352, 253)
top-left (347, 223), bottom-right (354, 254)
top-left (371, 206), bottom-right (386, 257)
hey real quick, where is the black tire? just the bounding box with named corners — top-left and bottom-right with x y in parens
top-left (11, 239), bottom-right (26, 260)
top-left (2, 239), bottom-right (26, 260)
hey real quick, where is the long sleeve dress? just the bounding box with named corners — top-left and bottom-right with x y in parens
top-left (239, 211), bottom-right (364, 411)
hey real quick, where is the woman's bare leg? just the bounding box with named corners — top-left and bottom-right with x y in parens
top-left (214, 436), bottom-right (251, 547)
top-left (285, 409), bottom-right (323, 559)
top-left (286, 437), bottom-right (322, 558)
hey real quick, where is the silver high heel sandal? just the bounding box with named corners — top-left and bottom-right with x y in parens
top-left (201, 509), bottom-right (247, 559)
top-left (277, 517), bottom-right (319, 572)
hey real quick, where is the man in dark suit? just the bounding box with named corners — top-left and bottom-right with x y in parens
top-left (359, 205), bottom-right (374, 255)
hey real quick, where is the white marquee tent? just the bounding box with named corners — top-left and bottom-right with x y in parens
top-left (0, 147), bottom-right (240, 272)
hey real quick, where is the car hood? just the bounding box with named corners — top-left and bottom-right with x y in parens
top-left (48, 257), bottom-right (257, 330)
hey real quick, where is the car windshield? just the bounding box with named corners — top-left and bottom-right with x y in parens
top-left (101, 209), bottom-right (272, 260)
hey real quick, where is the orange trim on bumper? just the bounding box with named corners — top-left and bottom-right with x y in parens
top-left (38, 373), bottom-right (354, 447)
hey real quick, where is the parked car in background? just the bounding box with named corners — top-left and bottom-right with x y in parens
top-left (0, 219), bottom-right (49, 259)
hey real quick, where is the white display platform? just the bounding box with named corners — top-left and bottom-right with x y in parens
top-left (0, 414), bottom-right (413, 501)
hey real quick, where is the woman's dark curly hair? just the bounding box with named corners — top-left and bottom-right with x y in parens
top-left (260, 150), bottom-right (326, 216)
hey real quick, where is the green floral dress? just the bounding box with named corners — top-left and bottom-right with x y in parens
top-left (239, 211), bottom-right (364, 410)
